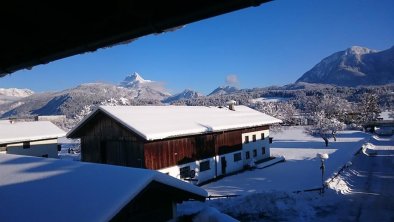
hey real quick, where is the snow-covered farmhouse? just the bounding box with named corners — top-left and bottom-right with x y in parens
top-left (67, 105), bottom-right (281, 184)
top-left (0, 120), bottom-right (66, 158)
top-left (0, 154), bottom-right (206, 222)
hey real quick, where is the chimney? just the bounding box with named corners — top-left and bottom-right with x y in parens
top-left (226, 100), bottom-right (237, 111)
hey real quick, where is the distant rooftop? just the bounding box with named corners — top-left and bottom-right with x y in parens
top-left (0, 154), bottom-right (207, 222)
top-left (0, 121), bottom-right (66, 144)
top-left (68, 105), bottom-right (282, 141)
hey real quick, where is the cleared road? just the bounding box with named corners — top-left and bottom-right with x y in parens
top-left (322, 138), bottom-right (394, 222)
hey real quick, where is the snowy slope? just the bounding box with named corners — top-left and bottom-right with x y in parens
top-left (162, 89), bottom-right (203, 103)
top-left (0, 88), bottom-right (34, 105)
top-left (208, 86), bottom-right (239, 96)
top-left (296, 45), bottom-right (394, 86)
top-left (0, 80), bottom-right (167, 119)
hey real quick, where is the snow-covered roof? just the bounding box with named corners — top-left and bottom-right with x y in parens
top-left (68, 105), bottom-right (282, 141)
top-left (0, 121), bottom-right (66, 144)
top-left (0, 154), bottom-right (207, 222)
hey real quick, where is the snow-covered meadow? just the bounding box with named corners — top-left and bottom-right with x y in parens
top-left (178, 126), bottom-right (394, 221)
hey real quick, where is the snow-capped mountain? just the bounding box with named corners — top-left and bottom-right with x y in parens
top-left (208, 86), bottom-right (239, 96)
top-left (120, 72), bottom-right (152, 88)
top-left (163, 89), bottom-right (203, 103)
top-left (0, 88), bottom-right (34, 97)
top-left (0, 88), bottom-right (34, 105)
top-left (296, 45), bottom-right (394, 87)
top-left (0, 82), bottom-right (164, 122)
top-left (0, 73), bottom-right (172, 121)
top-left (119, 72), bottom-right (171, 100)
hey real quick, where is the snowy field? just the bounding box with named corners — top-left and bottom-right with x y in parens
top-left (177, 127), bottom-right (394, 221)
top-left (250, 97), bottom-right (290, 103)
top-left (202, 126), bottom-right (370, 195)
top-left (58, 137), bottom-right (81, 161)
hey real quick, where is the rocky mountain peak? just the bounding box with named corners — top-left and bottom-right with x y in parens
top-left (296, 45), bottom-right (394, 87)
top-left (120, 72), bottom-right (152, 88)
top-left (345, 46), bottom-right (377, 55)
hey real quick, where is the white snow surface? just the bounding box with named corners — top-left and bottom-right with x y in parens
top-left (119, 72), bottom-right (152, 87)
top-left (0, 88), bottom-right (34, 97)
top-left (192, 207), bottom-right (239, 222)
top-left (0, 154), bottom-right (207, 222)
top-left (202, 126), bottom-right (370, 195)
top-left (0, 121), bottom-right (66, 144)
top-left (178, 127), bottom-right (393, 221)
top-left (250, 97), bottom-right (289, 103)
top-left (68, 105), bottom-right (281, 141)
top-left (379, 110), bottom-right (394, 120)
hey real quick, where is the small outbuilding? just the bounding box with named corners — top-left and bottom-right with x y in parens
top-left (67, 105), bottom-right (281, 184)
top-left (0, 120), bottom-right (66, 158)
top-left (0, 154), bottom-right (207, 222)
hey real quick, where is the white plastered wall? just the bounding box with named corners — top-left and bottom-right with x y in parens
top-left (6, 139), bottom-right (59, 158)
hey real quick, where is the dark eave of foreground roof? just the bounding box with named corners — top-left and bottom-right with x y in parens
top-left (0, 0), bottom-right (271, 77)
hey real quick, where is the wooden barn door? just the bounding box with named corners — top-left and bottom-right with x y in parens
top-left (101, 140), bottom-right (127, 166)
top-left (101, 140), bottom-right (144, 168)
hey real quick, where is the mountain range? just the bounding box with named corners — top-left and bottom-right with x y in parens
top-left (208, 86), bottom-right (239, 96)
top-left (0, 88), bottom-right (34, 105)
top-left (0, 73), bottom-right (204, 120)
top-left (1, 45), bottom-right (393, 123)
top-left (297, 46), bottom-right (394, 87)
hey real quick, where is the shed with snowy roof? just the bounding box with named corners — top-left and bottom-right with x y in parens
top-left (67, 105), bottom-right (281, 184)
top-left (0, 154), bottom-right (206, 222)
top-left (0, 121), bottom-right (66, 158)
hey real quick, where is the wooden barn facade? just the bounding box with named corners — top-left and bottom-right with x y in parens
top-left (67, 105), bottom-right (281, 184)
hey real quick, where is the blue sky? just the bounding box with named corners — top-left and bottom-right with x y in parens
top-left (1, 0), bottom-right (393, 95)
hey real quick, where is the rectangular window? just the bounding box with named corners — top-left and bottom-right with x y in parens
top-left (261, 133), bottom-right (265, 140)
top-left (252, 135), bottom-right (256, 142)
top-left (262, 147), bottom-right (266, 155)
top-left (253, 149), bottom-right (257, 157)
top-left (23, 142), bottom-right (30, 149)
top-left (200, 161), bottom-right (210, 172)
top-left (180, 166), bottom-right (191, 179)
top-left (246, 151), bottom-right (250, 159)
top-left (269, 137), bottom-right (273, 144)
top-left (233, 152), bottom-right (242, 162)
top-left (245, 136), bottom-right (249, 144)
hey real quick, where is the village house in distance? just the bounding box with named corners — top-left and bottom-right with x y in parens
top-left (0, 120), bottom-right (66, 158)
top-left (67, 103), bottom-right (281, 184)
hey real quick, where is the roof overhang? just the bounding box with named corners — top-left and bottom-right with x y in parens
top-left (0, 0), bottom-right (271, 77)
